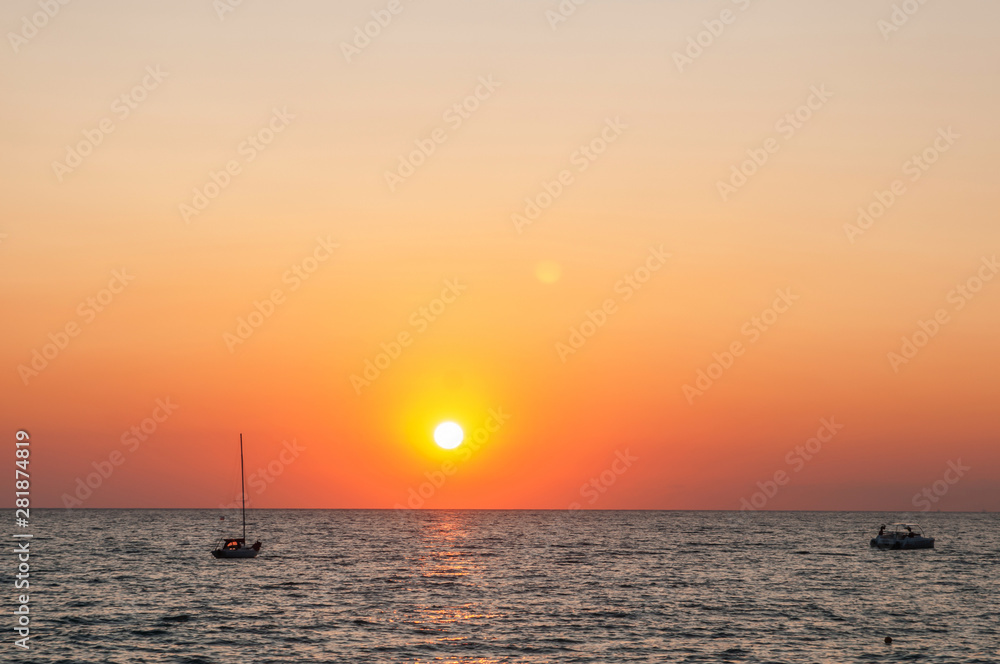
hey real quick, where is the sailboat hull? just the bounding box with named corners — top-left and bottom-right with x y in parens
top-left (212, 547), bottom-right (260, 559)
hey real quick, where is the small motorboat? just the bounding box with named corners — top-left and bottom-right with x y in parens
top-left (212, 434), bottom-right (262, 559)
top-left (870, 523), bottom-right (934, 550)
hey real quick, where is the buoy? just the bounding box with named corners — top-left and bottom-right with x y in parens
top-left (885, 637), bottom-right (893, 645)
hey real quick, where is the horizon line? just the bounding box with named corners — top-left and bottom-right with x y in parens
top-left (27, 507), bottom-right (997, 513)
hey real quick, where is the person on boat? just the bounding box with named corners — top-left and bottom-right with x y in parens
top-left (878, 525), bottom-right (885, 536)
top-left (906, 526), bottom-right (914, 537)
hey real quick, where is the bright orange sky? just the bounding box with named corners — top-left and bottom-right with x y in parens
top-left (2, 1), bottom-right (998, 511)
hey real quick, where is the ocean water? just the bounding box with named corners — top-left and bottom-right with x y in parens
top-left (18, 510), bottom-right (1000, 663)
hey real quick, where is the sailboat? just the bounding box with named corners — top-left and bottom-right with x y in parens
top-left (212, 434), bottom-right (262, 559)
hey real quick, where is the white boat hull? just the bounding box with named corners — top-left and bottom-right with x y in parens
top-left (870, 535), bottom-right (934, 550)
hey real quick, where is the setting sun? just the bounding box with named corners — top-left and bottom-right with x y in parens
top-left (433, 422), bottom-right (464, 450)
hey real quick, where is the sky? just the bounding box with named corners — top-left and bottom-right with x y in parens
top-left (2, 0), bottom-right (998, 511)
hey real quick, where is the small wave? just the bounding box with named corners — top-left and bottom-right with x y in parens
top-left (792, 550), bottom-right (855, 557)
top-left (66, 600), bottom-right (97, 607)
top-left (161, 614), bottom-right (192, 623)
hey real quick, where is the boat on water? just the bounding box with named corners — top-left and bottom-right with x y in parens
top-left (870, 523), bottom-right (934, 550)
top-left (212, 434), bottom-right (262, 559)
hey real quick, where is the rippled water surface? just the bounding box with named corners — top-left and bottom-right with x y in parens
top-left (23, 510), bottom-right (1000, 662)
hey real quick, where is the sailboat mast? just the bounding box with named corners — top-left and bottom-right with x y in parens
top-left (240, 433), bottom-right (246, 542)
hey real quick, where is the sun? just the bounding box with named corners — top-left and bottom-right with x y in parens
top-left (433, 421), bottom-right (464, 449)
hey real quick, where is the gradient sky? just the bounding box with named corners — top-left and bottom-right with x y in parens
top-left (2, 0), bottom-right (998, 511)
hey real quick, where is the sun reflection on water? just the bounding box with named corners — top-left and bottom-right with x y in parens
top-left (355, 512), bottom-right (506, 657)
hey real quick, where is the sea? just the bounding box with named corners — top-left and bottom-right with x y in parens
top-left (15, 510), bottom-right (1000, 663)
